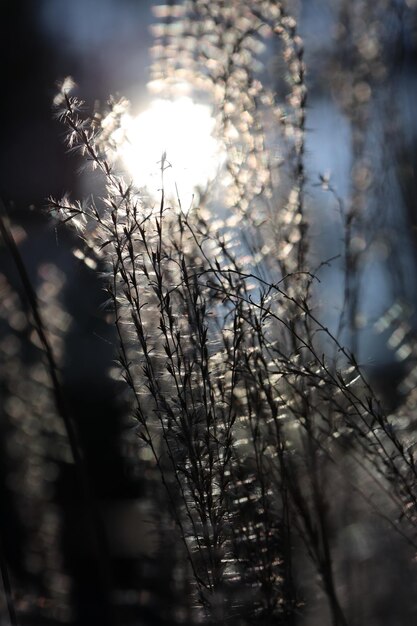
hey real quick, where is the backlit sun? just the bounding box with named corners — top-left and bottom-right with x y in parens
top-left (118, 97), bottom-right (222, 208)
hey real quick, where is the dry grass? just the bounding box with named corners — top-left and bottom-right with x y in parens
top-left (1, 1), bottom-right (417, 625)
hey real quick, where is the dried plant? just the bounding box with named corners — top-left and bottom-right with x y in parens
top-left (2, 1), bottom-right (417, 625)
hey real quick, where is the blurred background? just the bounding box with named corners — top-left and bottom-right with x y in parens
top-left (0, 2), bottom-right (159, 625)
top-left (1, 0), bottom-right (417, 624)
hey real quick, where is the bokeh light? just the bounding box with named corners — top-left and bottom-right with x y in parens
top-left (118, 97), bottom-right (222, 208)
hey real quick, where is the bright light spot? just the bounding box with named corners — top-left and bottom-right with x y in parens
top-left (119, 97), bottom-right (222, 208)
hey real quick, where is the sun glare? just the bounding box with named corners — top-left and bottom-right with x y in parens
top-left (118, 97), bottom-right (221, 208)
